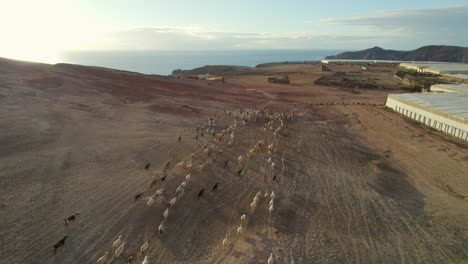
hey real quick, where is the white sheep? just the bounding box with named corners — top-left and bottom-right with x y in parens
top-left (140, 241), bottom-right (149, 255)
top-left (271, 162), bottom-right (276, 169)
top-left (269, 203), bottom-right (274, 213)
top-left (238, 155), bottom-right (243, 163)
top-left (142, 255), bottom-right (149, 264)
top-left (169, 197), bottom-right (177, 207)
top-left (158, 221), bottom-right (165, 234)
top-left (186, 161), bottom-right (193, 169)
top-left (176, 186), bottom-right (184, 196)
top-left (264, 191), bottom-right (269, 198)
top-left (271, 191), bottom-right (275, 199)
top-left (112, 235), bottom-right (122, 250)
top-left (185, 174), bottom-right (191, 182)
top-left (114, 242), bottom-right (125, 257)
top-left (267, 157), bottom-right (272, 163)
top-left (163, 208), bottom-right (169, 219)
top-left (176, 161), bottom-right (184, 168)
top-left (253, 196), bottom-right (259, 203)
top-left (269, 199), bottom-right (274, 207)
top-left (96, 252), bottom-right (109, 264)
top-left (268, 253), bottom-right (274, 264)
top-left (180, 181), bottom-right (187, 188)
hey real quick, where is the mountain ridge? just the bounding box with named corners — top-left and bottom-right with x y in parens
top-left (325, 45), bottom-right (468, 63)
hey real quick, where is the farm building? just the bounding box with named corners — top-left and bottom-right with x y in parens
top-left (399, 62), bottom-right (468, 75)
top-left (430, 84), bottom-right (468, 93)
top-left (385, 92), bottom-right (468, 141)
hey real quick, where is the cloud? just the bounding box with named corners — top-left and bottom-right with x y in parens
top-left (80, 26), bottom-right (395, 51)
top-left (320, 5), bottom-right (468, 45)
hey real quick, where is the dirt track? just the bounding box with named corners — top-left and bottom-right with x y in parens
top-left (0, 58), bottom-right (467, 264)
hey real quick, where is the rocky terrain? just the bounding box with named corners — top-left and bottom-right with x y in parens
top-left (0, 57), bottom-right (467, 264)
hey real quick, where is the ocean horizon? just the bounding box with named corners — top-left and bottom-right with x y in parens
top-left (59, 49), bottom-right (343, 76)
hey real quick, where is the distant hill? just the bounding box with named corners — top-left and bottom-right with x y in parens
top-left (172, 65), bottom-right (263, 76)
top-left (325, 45), bottom-right (468, 63)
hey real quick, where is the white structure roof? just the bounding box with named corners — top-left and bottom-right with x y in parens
top-left (431, 84), bottom-right (468, 93)
top-left (390, 92), bottom-right (468, 120)
top-left (442, 74), bottom-right (468, 80)
top-left (400, 62), bottom-right (468, 74)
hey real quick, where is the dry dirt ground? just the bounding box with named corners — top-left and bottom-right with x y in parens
top-left (0, 58), bottom-right (467, 264)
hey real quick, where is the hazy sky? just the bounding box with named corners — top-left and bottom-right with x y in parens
top-left (1, 0), bottom-right (467, 62)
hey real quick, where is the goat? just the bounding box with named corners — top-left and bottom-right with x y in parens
top-left (64, 212), bottom-right (79, 226)
top-left (271, 191), bottom-right (275, 199)
top-left (128, 256), bottom-right (134, 263)
top-left (114, 242), bottom-right (125, 257)
top-left (144, 163), bottom-right (151, 170)
top-left (268, 253), bottom-right (274, 264)
top-left (186, 174), bottom-right (191, 182)
top-left (53, 235), bottom-right (68, 254)
top-left (134, 193), bottom-right (143, 201)
top-left (146, 197), bottom-right (156, 207)
top-left (198, 188), bottom-right (205, 199)
top-left (178, 136), bottom-right (181, 142)
top-left (153, 188), bottom-right (164, 197)
top-left (237, 168), bottom-right (242, 175)
top-left (237, 223), bottom-right (244, 234)
top-left (169, 197), bottom-right (177, 207)
top-left (160, 175), bottom-right (167, 182)
top-left (158, 221), bottom-right (165, 234)
top-left (112, 235), bottom-right (122, 250)
top-left (222, 233), bottom-right (230, 246)
top-left (224, 160), bottom-right (228, 168)
top-left (163, 208), bottom-right (169, 219)
top-left (140, 241), bottom-right (149, 255)
top-left (212, 182), bottom-right (219, 192)
top-left (250, 201), bottom-right (257, 212)
top-left (273, 174), bottom-right (277, 181)
top-left (241, 211), bottom-right (247, 222)
top-left (142, 256), bottom-right (149, 264)
top-left (96, 252), bottom-right (109, 264)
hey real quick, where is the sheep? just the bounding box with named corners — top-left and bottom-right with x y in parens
top-left (236, 224), bottom-right (244, 234)
top-left (53, 235), bottom-right (68, 254)
top-left (198, 188), bottom-right (205, 199)
top-left (271, 191), bottom-right (275, 200)
top-left (146, 197), bottom-right (156, 207)
top-left (169, 197), bottom-right (177, 207)
top-left (180, 181), bottom-right (187, 189)
top-left (212, 182), bottom-right (219, 192)
top-left (271, 162), bottom-right (276, 169)
top-left (163, 208), bottom-right (169, 219)
top-left (264, 191), bottom-right (269, 198)
top-left (191, 152), bottom-right (195, 158)
top-left (222, 234), bottom-right (230, 246)
top-left (253, 196), bottom-right (259, 203)
top-left (186, 161), bottom-right (193, 169)
top-left (128, 256), bottom-right (134, 263)
top-left (186, 174), bottom-right (191, 182)
top-left (238, 155), bottom-right (243, 163)
top-left (240, 212), bottom-right (247, 222)
top-left (142, 256), bottom-right (149, 264)
top-left (64, 212), bottom-right (79, 226)
top-left (158, 221), bottom-right (165, 234)
top-left (114, 242), bottom-right (125, 257)
top-left (268, 253), bottom-right (274, 264)
top-left (96, 252), bottom-right (109, 264)
top-left (176, 161), bottom-right (184, 168)
top-left (144, 163), bottom-right (151, 170)
top-left (140, 241), bottom-right (149, 255)
top-left (112, 235), bottom-right (122, 250)
top-left (269, 199), bottom-right (274, 207)
top-left (267, 157), bottom-right (272, 163)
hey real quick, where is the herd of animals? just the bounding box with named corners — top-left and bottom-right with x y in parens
top-left (54, 107), bottom-right (295, 264)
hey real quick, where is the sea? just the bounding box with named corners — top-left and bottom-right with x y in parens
top-left (59, 50), bottom-right (342, 76)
